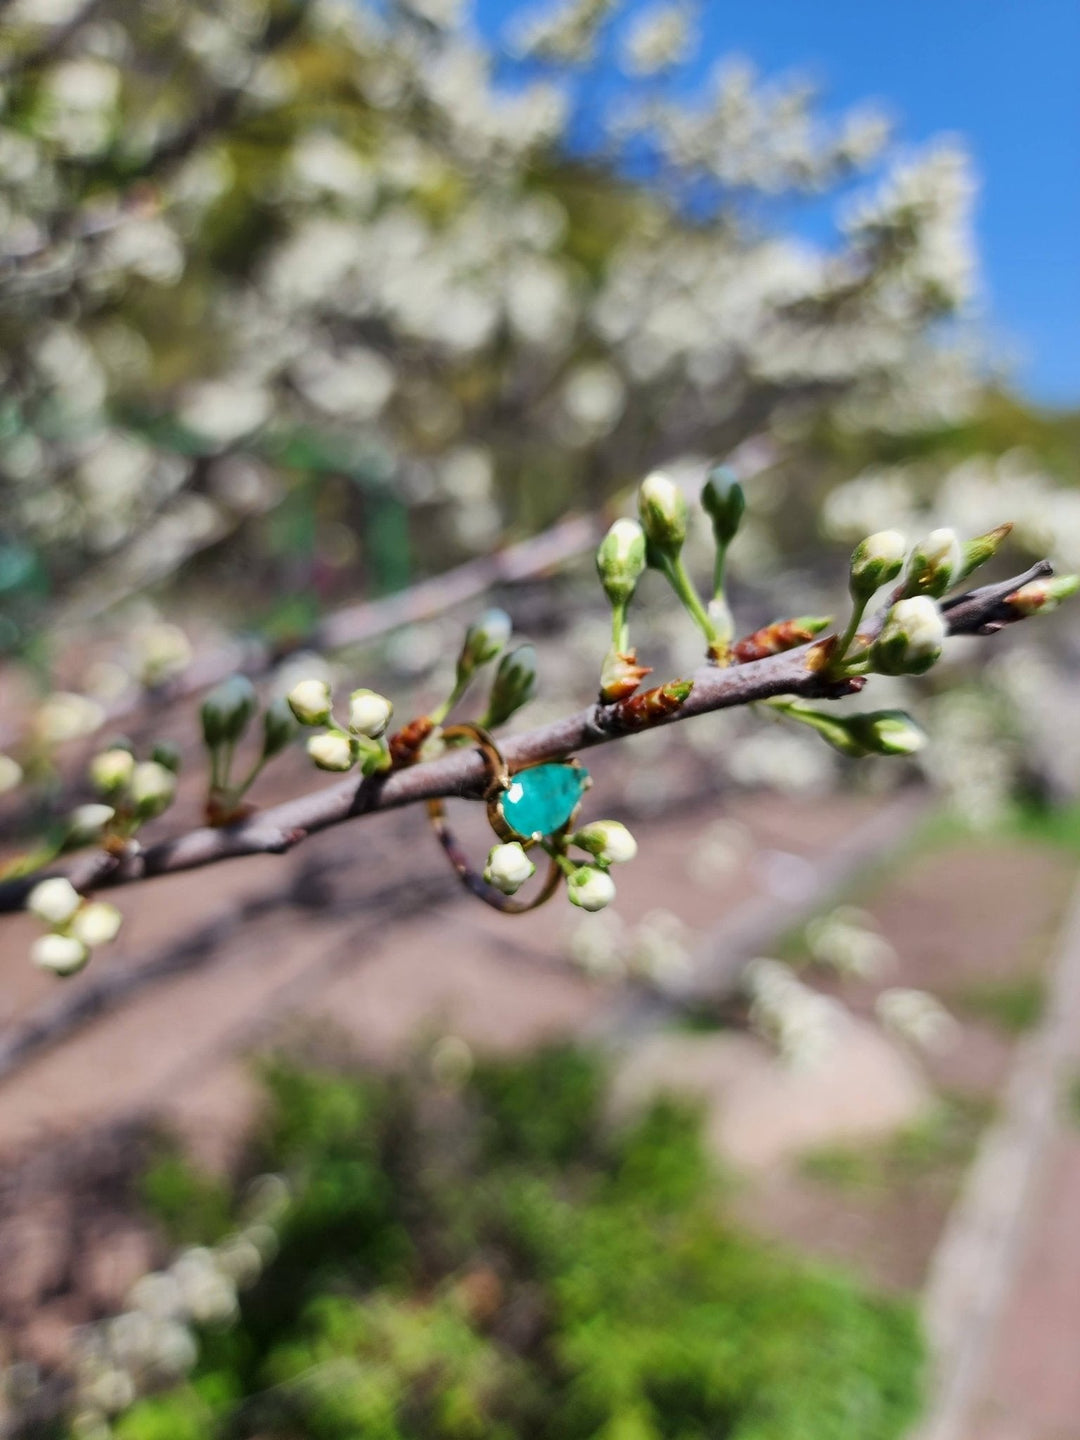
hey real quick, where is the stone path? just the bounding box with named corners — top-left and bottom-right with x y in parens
top-left (914, 870), bottom-right (1080, 1440)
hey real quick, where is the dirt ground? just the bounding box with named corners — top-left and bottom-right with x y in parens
top-left (1, 774), bottom-right (1079, 1437)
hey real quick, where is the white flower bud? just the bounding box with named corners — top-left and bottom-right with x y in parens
top-left (850, 530), bottom-right (906, 599)
top-left (483, 842), bottom-right (536, 895)
top-left (873, 596), bottom-right (947, 675)
top-left (89, 747), bottom-right (135, 795)
top-left (571, 820), bottom-right (638, 865)
top-left (287, 678), bottom-right (333, 727)
top-left (306, 731), bottom-right (356, 772)
top-left (27, 876), bottom-right (81, 925)
top-left (34, 692), bottom-right (105, 746)
top-left (70, 900), bottom-right (123, 948)
top-left (64, 803), bottom-right (116, 847)
top-left (130, 760), bottom-right (178, 817)
top-left (904, 528), bottom-right (962, 598)
top-left (31, 932), bottom-right (90, 976)
top-left (567, 865), bottom-right (617, 912)
top-left (596, 518), bottom-right (647, 606)
top-left (0, 754), bottom-right (23, 794)
top-left (637, 470), bottom-right (688, 557)
top-left (347, 688), bottom-right (393, 738)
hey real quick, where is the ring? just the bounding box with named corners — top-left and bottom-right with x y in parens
top-left (426, 723), bottom-right (572, 913)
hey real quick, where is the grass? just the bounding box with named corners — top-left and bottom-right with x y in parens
top-left (800, 1093), bottom-right (994, 1196)
top-left (951, 974), bottom-right (1046, 1034)
top-left (1064, 1073), bottom-right (1080, 1128)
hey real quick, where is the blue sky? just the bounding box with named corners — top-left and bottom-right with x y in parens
top-left (476, 0), bottom-right (1079, 407)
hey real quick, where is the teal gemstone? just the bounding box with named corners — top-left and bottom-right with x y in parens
top-left (500, 764), bottom-right (589, 839)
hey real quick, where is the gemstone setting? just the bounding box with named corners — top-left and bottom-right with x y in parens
top-left (498, 763), bottom-right (589, 839)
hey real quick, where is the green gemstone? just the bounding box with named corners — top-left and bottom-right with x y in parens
top-left (500, 764), bottom-right (589, 839)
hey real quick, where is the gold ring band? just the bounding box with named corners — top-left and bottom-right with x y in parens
top-left (427, 723), bottom-right (562, 913)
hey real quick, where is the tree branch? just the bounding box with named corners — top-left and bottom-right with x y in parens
top-left (0, 561), bottom-right (1053, 915)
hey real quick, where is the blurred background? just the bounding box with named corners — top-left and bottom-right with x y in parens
top-left (0, 2), bottom-right (1078, 1437)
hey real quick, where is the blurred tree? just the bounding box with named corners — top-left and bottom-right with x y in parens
top-left (0, 0), bottom-right (980, 643)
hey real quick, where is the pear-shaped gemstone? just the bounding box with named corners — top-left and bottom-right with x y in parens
top-left (500, 764), bottom-right (589, 839)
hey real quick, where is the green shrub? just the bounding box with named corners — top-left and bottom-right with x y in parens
top-left (113, 1047), bottom-right (924, 1440)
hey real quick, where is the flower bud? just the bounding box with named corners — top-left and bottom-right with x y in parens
top-left (484, 645), bottom-right (538, 728)
top-left (701, 465), bottom-right (746, 548)
top-left (287, 678), bottom-right (333, 727)
top-left (457, 608), bottom-right (512, 682)
top-left (31, 932), bottom-right (90, 976)
top-left (201, 675), bottom-right (257, 748)
top-left (130, 760), bottom-right (178, 818)
top-left (1005, 574), bottom-right (1080, 616)
top-left (957, 522), bottom-right (1012, 582)
top-left (306, 731), bottom-right (356, 772)
top-left (70, 900), bottom-right (123, 948)
top-left (872, 596), bottom-right (947, 675)
top-left (637, 471), bottom-right (688, 560)
top-left (847, 710), bottom-right (927, 756)
top-left (596, 518), bottom-right (647, 607)
top-left (849, 530), bottom-right (906, 601)
top-left (0, 755), bottom-right (23, 794)
top-left (571, 820), bottom-right (638, 865)
top-left (63, 803), bottom-right (116, 848)
top-left (261, 697), bottom-right (299, 759)
top-left (90, 747), bottom-right (136, 796)
top-left (902, 528), bottom-right (962, 599)
top-left (483, 842), bottom-right (536, 896)
top-left (780, 703), bottom-right (867, 757)
top-left (567, 865), bottom-right (617, 912)
top-left (27, 876), bottom-right (81, 925)
top-left (152, 740), bottom-right (182, 774)
top-left (347, 688), bottom-right (393, 738)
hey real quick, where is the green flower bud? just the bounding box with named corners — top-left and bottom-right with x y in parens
top-left (31, 932), bottom-right (89, 976)
top-left (902, 528), bottom-right (962, 599)
top-left (151, 741), bottom-right (182, 774)
top-left (701, 465), bottom-right (746, 548)
top-left (567, 865), bottom-right (617, 912)
top-left (287, 678), bottom-right (333, 727)
top-left (27, 876), bottom-right (81, 926)
top-left (1005, 574), bottom-right (1080, 616)
top-left (457, 608), bottom-right (512, 683)
top-left (306, 730), bottom-right (356, 772)
top-left (347, 688), bottom-right (393, 738)
top-left (571, 820), bottom-right (638, 865)
top-left (780, 704), bottom-right (868, 757)
top-left (130, 760), bottom-right (178, 819)
top-left (89, 747), bottom-right (135, 796)
top-left (872, 597), bottom-right (947, 675)
top-left (849, 530), bottom-right (907, 601)
top-left (637, 471), bottom-right (688, 561)
top-left (70, 900), bottom-right (123, 948)
top-left (484, 644), bottom-right (538, 728)
top-left (261, 697), bottom-right (299, 759)
top-left (201, 675), bottom-right (257, 748)
top-left (483, 842), bottom-right (536, 896)
top-left (596, 519), bottom-right (647, 607)
top-left (957, 522), bottom-right (1012, 582)
top-left (847, 710), bottom-right (927, 756)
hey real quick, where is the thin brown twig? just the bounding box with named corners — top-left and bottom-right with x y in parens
top-left (0, 560), bottom-right (1051, 914)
